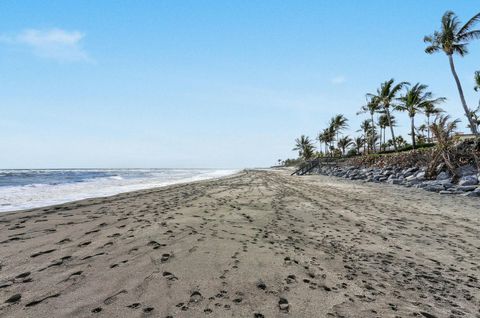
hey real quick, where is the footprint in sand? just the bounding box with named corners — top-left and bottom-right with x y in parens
top-left (162, 271), bottom-right (177, 281)
top-left (5, 293), bottom-right (21, 303)
top-left (278, 298), bottom-right (289, 313)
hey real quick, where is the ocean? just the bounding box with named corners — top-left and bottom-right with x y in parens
top-left (0, 168), bottom-right (238, 212)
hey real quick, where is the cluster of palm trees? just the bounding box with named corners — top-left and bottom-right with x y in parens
top-left (292, 10), bottom-right (480, 162)
top-left (316, 114), bottom-right (349, 155)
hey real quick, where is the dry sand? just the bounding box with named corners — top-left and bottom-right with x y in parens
top-left (0, 169), bottom-right (479, 318)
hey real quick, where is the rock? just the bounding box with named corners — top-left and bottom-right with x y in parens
top-left (454, 185), bottom-right (478, 192)
top-left (387, 179), bottom-right (401, 185)
top-left (436, 171), bottom-right (450, 181)
top-left (415, 171), bottom-right (426, 181)
top-left (431, 179), bottom-right (454, 187)
top-left (462, 191), bottom-right (480, 197)
top-left (439, 190), bottom-right (453, 195)
top-left (458, 175), bottom-right (478, 186)
top-left (405, 174), bottom-right (417, 182)
top-left (424, 185), bottom-right (444, 192)
top-left (456, 164), bottom-right (477, 177)
top-left (439, 190), bottom-right (463, 195)
top-left (404, 167), bottom-right (418, 175)
top-left (405, 179), bottom-right (422, 186)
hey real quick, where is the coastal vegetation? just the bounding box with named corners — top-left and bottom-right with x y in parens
top-left (287, 10), bottom-right (480, 179)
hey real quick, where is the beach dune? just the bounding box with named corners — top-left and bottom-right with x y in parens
top-left (0, 170), bottom-right (478, 317)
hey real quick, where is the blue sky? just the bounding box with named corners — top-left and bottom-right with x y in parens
top-left (1, 1), bottom-right (479, 168)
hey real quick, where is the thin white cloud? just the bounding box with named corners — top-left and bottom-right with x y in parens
top-left (1, 28), bottom-right (91, 62)
top-left (331, 76), bottom-right (346, 85)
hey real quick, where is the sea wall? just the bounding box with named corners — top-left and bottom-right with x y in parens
top-left (311, 143), bottom-right (480, 197)
top-left (314, 164), bottom-right (480, 197)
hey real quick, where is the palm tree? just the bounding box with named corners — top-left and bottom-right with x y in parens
top-left (329, 114), bottom-right (349, 147)
top-left (358, 119), bottom-right (373, 153)
top-left (353, 137), bottom-right (364, 155)
top-left (467, 106), bottom-right (480, 132)
top-left (423, 103), bottom-right (444, 142)
top-left (357, 95), bottom-right (380, 151)
top-left (369, 79), bottom-right (409, 151)
top-left (416, 124), bottom-right (428, 144)
top-left (317, 131), bottom-right (326, 155)
top-left (337, 136), bottom-right (353, 156)
top-left (396, 83), bottom-right (446, 148)
top-left (395, 135), bottom-right (407, 148)
top-left (318, 127), bottom-right (335, 155)
top-left (378, 114), bottom-right (388, 150)
top-left (424, 11), bottom-right (480, 134)
top-left (293, 135), bottom-right (315, 160)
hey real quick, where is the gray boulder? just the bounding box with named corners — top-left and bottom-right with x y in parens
top-left (415, 171), bottom-right (426, 181)
top-left (454, 185), bottom-right (478, 192)
top-left (462, 191), bottom-right (480, 197)
top-left (424, 184), bottom-right (444, 192)
top-left (387, 178), bottom-right (401, 185)
top-left (436, 171), bottom-right (450, 181)
top-left (458, 175), bottom-right (478, 186)
top-left (456, 164), bottom-right (477, 177)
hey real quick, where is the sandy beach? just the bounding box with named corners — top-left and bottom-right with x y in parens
top-left (0, 170), bottom-right (478, 318)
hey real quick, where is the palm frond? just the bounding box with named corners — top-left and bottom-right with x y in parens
top-left (458, 12), bottom-right (480, 36)
top-left (475, 71), bottom-right (480, 92)
top-left (458, 30), bottom-right (480, 42)
top-left (425, 45), bottom-right (440, 54)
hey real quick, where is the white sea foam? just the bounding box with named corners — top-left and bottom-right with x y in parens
top-left (0, 169), bottom-right (238, 212)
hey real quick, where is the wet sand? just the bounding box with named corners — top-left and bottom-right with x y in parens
top-left (0, 169), bottom-right (478, 317)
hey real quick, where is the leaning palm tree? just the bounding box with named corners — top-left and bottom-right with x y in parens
top-left (424, 11), bottom-right (480, 134)
top-left (357, 95), bottom-right (380, 151)
top-left (369, 79), bottom-right (409, 151)
top-left (396, 83), bottom-right (446, 149)
top-left (423, 103), bottom-right (444, 142)
top-left (337, 136), bottom-right (353, 156)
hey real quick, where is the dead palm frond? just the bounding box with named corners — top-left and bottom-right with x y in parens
top-left (426, 115), bottom-right (461, 180)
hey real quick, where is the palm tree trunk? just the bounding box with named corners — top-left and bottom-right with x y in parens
top-left (448, 54), bottom-right (478, 135)
top-left (427, 115), bottom-right (430, 142)
top-left (371, 113), bottom-right (376, 152)
top-left (385, 107), bottom-right (397, 150)
top-left (379, 127), bottom-right (382, 151)
top-left (410, 115), bottom-right (416, 149)
top-left (383, 128), bottom-right (386, 149)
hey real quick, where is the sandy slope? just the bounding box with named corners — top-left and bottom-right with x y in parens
top-left (0, 170), bottom-right (478, 318)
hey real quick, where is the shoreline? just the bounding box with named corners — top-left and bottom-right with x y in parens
top-left (0, 170), bottom-right (478, 317)
top-left (0, 169), bottom-right (242, 215)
